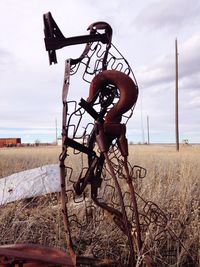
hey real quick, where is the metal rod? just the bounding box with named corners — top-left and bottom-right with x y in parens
top-left (103, 152), bottom-right (135, 266)
top-left (60, 161), bottom-right (76, 264)
top-left (123, 159), bottom-right (142, 251)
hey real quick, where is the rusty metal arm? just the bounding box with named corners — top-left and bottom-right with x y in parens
top-left (64, 137), bottom-right (96, 157)
top-left (43, 12), bottom-right (112, 65)
top-left (44, 34), bottom-right (109, 51)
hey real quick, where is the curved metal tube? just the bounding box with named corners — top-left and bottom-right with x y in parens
top-left (0, 243), bottom-right (75, 266)
top-left (88, 70), bottom-right (138, 123)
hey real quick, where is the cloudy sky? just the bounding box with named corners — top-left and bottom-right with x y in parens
top-left (0, 0), bottom-right (199, 144)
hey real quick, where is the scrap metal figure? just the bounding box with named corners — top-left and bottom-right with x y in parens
top-left (43, 13), bottom-right (186, 267)
top-left (44, 12), bottom-right (142, 265)
top-left (0, 12), bottom-right (189, 267)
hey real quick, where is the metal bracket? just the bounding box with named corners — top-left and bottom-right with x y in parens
top-left (43, 12), bottom-right (112, 65)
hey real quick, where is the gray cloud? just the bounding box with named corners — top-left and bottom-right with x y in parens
top-left (0, 48), bottom-right (15, 72)
top-left (179, 35), bottom-right (200, 78)
top-left (0, 0), bottom-right (199, 143)
top-left (137, 34), bottom-right (200, 91)
top-left (133, 0), bottom-right (200, 31)
top-left (133, 32), bottom-right (200, 143)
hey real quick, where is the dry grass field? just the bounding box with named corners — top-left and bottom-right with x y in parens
top-left (0, 146), bottom-right (60, 178)
top-left (0, 144), bottom-right (199, 266)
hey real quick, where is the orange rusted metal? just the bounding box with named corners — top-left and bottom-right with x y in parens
top-left (88, 70), bottom-right (138, 123)
top-left (0, 244), bottom-right (75, 267)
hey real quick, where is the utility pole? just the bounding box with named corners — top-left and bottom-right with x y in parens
top-left (175, 39), bottom-right (179, 151)
top-left (147, 115), bottom-right (150, 144)
top-left (140, 89), bottom-right (145, 144)
top-left (55, 118), bottom-right (58, 145)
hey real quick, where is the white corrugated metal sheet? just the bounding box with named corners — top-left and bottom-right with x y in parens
top-left (0, 164), bottom-right (60, 205)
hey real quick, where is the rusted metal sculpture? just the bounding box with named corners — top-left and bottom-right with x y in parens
top-left (0, 12), bottom-right (189, 267)
top-left (45, 12), bottom-right (144, 266)
top-left (43, 12), bottom-right (187, 267)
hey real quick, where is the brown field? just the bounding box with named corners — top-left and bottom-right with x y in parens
top-left (0, 146), bottom-right (60, 178)
top-left (0, 144), bottom-right (199, 266)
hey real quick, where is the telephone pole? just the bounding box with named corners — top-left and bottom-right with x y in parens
top-left (55, 118), bottom-right (58, 145)
top-left (147, 115), bottom-right (150, 144)
top-left (175, 39), bottom-right (179, 151)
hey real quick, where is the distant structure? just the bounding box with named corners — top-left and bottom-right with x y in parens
top-left (0, 138), bottom-right (21, 147)
top-left (182, 139), bottom-right (189, 145)
top-left (57, 137), bottom-right (62, 146)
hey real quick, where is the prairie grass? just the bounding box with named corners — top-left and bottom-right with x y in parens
top-left (128, 144), bottom-right (199, 266)
top-left (0, 146), bottom-right (60, 178)
top-left (128, 144), bottom-right (199, 208)
top-left (0, 144), bottom-right (199, 266)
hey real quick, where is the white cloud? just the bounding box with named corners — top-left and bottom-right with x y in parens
top-left (0, 0), bottom-right (199, 143)
top-left (133, 0), bottom-right (200, 31)
top-left (136, 34), bottom-right (200, 90)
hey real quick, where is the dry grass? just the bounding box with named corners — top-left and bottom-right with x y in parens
top-left (0, 144), bottom-right (199, 266)
top-left (129, 144), bottom-right (199, 208)
top-left (0, 146), bottom-right (60, 178)
top-left (128, 144), bottom-right (199, 266)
